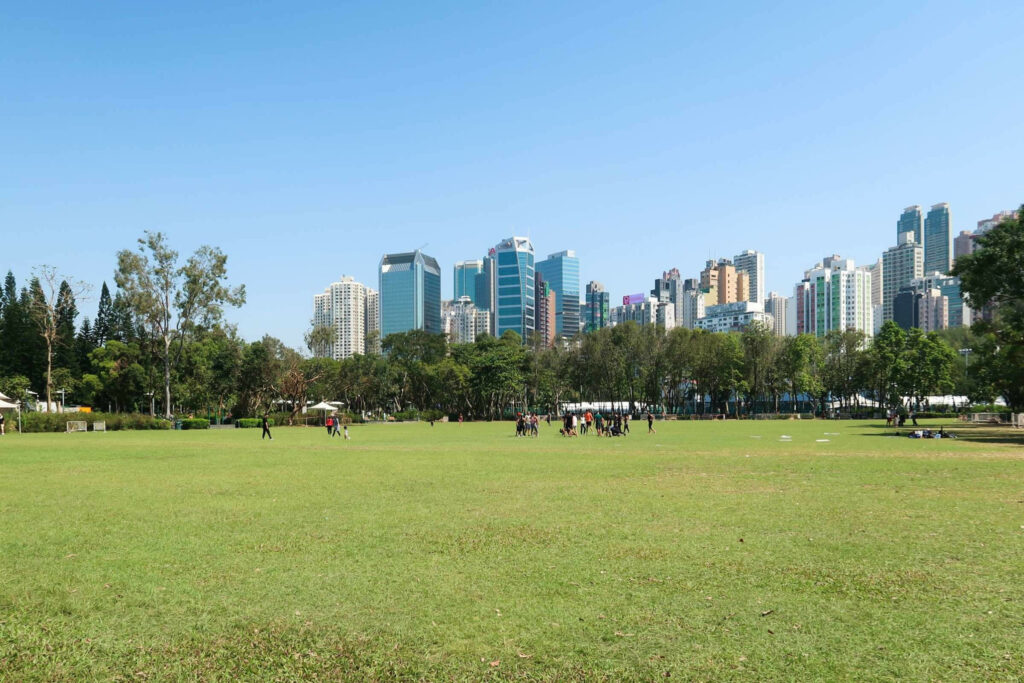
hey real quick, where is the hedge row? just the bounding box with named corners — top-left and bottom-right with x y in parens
top-left (235, 418), bottom-right (275, 428)
top-left (20, 412), bottom-right (172, 433)
top-left (179, 418), bottom-right (210, 430)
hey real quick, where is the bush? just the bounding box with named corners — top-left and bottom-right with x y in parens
top-left (392, 409), bottom-right (419, 422)
top-left (19, 412), bottom-right (171, 433)
top-left (179, 418), bottom-right (210, 430)
top-left (235, 418), bottom-right (273, 428)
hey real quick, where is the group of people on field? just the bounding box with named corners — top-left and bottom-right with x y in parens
top-left (325, 414), bottom-right (351, 440)
top-left (515, 413), bottom-right (540, 437)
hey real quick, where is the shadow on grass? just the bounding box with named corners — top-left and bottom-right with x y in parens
top-left (860, 421), bottom-right (1024, 447)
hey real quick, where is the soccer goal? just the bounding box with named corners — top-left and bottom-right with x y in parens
top-left (92, 421), bottom-right (106, 432)
top-left (66, 421), bottom-right (88, 433)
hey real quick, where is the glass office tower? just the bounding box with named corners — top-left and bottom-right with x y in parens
top-left (492, 237), bottom-right (535, 340)
top-left (536, 250), bottom-right (581, 338)
top-left (379, 250), bottom-right (442, 338)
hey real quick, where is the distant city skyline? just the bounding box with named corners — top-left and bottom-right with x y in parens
top-left (4, 2), bottom-right (1024, 348)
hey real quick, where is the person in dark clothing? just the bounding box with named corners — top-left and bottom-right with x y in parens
top-left (647, 411), bottom-right (656, 434)
top-left (332, 415), bottom-right (341, 437)
top-left (261, 414), bottom-right (272, 440)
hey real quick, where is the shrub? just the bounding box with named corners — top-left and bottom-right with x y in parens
top-left (235, 418), bottom-right (273, 428)
top-left (19, 412), bottom-right (171, 433)
top-left (179, 418), bottom-right (211, 430)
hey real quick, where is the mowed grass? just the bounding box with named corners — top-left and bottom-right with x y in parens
top-left (1, 420), bottom-right (1022, 681)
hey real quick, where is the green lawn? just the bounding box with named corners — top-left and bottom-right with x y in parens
top-left (1, 419), bottom-right (1022, 681)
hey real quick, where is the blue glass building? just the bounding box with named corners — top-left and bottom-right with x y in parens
top-left (493, 237), bottom-right (535, 340)
top-left (536, 250), bottom-right (581, 338)
top-left (897, 205), bottom-right (923, 245)
top-left (924, 203), bottom-right (951, 275)
top-left (453, 259), bottom-right (483, 305)
top-left (379, 250), bottom-right (442, 338)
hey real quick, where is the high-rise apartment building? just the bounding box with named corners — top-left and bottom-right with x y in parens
top-left (534, 273), bottom-right (556, 347)
top-left (453, 260), bottom-right (483, 305)
top-left (699, 259), bottom-right (748, 305)
top-left (492, 237), bottom-right (535, 340)
top-left (445, 296), bottom-right (491, 344)
top-left (611, 296), bottom-right (665, 328)
top-left (680, 288), bottom-right (705, 329)
top-left (976, 210), bottom-right (1017, 234)
top-left (924, 203), bottom-right (951, 275)
top-left (918, 288), bottom-right (949, 332)
top-left (897, 205), bottom-right (923, 246)
top-left (792, 255), bottom-right (873, 337)
top-left (910, 273), bottom-right (970, 328)
top-left (953, 231), bottom-right (974, 264)
top-left (764, 292), bottom-right (789, 337)
top-left (313, 276), bottom-right (376, 359)
top-left (881, 232), bottom-right (924, 323)
top-left (379, 250), bottom-right (442, 338)
top-left (364, 287), bottom-right (380, 353)
top-left (652, 268), bottom-right (685, 326)
top-left (733, 250), bottom-right (765, 304)
top-left (695, 301), bottom-right (773, 333)
top-left (535, 250), bottom-right (581, 338)
top-left (584, 281), bottom-right (610, 332)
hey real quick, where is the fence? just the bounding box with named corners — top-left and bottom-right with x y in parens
top-left (968, 412), bottom-right (1024, 427)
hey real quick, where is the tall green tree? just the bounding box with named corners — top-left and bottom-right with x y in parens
top-left (115, 232), bottom-right (245, 418)
top-left (952, 205), bottom-right (1024, 410)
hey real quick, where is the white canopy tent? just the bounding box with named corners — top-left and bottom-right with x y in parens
top-left (0, 399), bottom-right (18, 410)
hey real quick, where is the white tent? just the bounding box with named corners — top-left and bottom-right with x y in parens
top-left (0, 399), bottom-right (17, 410)
top-left (309, 401), bottom-right (341, 411)
top-left (0, 391), bottom-right (11, 402)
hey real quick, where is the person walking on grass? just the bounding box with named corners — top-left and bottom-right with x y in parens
top-left (332, 415), bottom-right (342, 437)
top-left (261, 414), bottom-right (272, 440)
top-left (343, 424), bottom-right (350, 440)
top-left (0, 410), bottom-right (5, 436)
top-left (647, 411), bottom-right (656, 434)
top-left (325, 415), bottom-right (333, 437)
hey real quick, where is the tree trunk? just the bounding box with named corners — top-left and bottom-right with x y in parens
top-left (45, 336), bottom-right (53, 413)
top-left (164, 336), bottom-right (172, 419)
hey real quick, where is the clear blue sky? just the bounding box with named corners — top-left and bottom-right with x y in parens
top-left (3, 1), bottom-right (1022, 349)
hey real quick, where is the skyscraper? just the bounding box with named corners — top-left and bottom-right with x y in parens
top-left (492, 237), bottom-right (535, 340)
top-left (584, 281), bottom-right (610, 332)
top-left (882, 233), bottom-right (924, 323)
top-left (379, 249), bottom-right (442, 338)
top-left (364, 287), bottom-right (380, 353)
top-left (733, 250), bottom-right (765, 304)
top-left (764, 292), bottom-right (789, 337)
top-left (313, 275), bottom-right (375, 359)
top-left (792, 255), bottom-right (873, 337)
top-left (953, 231), bottom-right (974, 264)
top-left (924, 202), bottom-right (951, 275)
top-left (897, 205), bottom-right (923, 246)
top-left (534, 273), bottom-right (556, 347)
top-left (453, 260), bottom-right (483, 305)
top-left (535, 250), bottom-right (581, 338)
top-left (910, 272), bottom-right (970, 328)
top-left (446, 297), bottom-right (491, 344)
top-left (651, 268), bottom-right (684, 326)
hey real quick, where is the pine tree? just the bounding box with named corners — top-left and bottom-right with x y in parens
top-left (54, 280), bottom-right (80, 375)
top-left (94, 282), bottom-right (113, 345)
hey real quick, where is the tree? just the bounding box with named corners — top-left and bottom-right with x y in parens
top-left (952, 206), bottom-right (1024, 410)
top-left (115, 232), bottom-right (245, 418)
top-left (779, 334), bottom-right (822, 413)
top-left (93, 282), bottom-right (114, 346)
top-left (902, 330), bottom-right (959, 409)
top-left (26, 266), bottom-right (89, 412)
top-left (305, 322), bottom-right (334, 358)
top-left (865, 322), bottom-right (907, 412)
top-left (821, 330), bottom-right (866, 411)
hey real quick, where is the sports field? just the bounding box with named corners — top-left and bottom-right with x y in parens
top-left (1, 420), bottom-right (1021, 680)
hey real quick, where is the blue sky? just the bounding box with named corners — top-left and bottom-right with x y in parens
top-left (3, 1), bottom-right (1022, 348)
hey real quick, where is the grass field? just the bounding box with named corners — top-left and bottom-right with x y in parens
top-left (1, 419), bottom-right (1022, 681)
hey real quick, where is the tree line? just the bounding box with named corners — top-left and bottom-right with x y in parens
top-left (0, 209), bottom-right (1021, 419)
